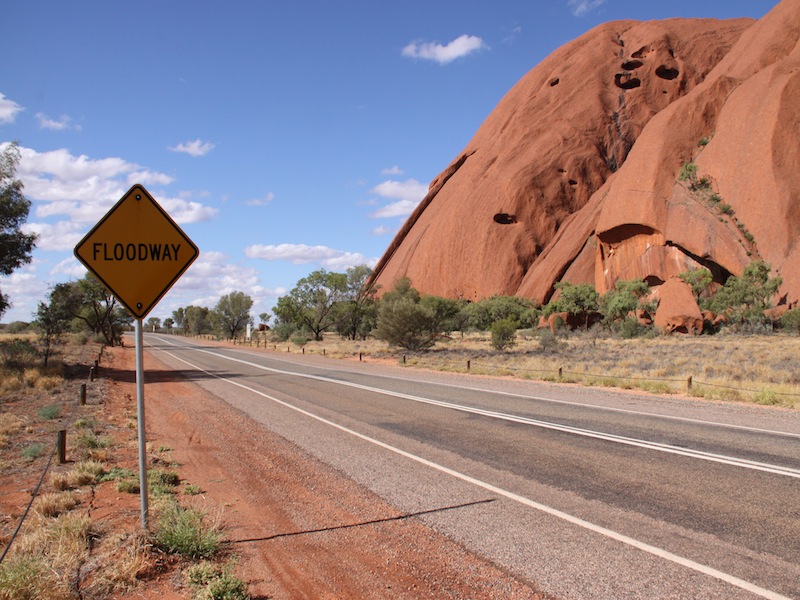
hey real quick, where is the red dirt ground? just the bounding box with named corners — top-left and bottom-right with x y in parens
top-left (104, 344), bottom-right (548, 599)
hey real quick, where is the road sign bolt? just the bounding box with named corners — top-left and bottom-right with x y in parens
top-left (136, 194), bottom-right (141, 200)
top-left (137, 303), bottom-right (142, 309)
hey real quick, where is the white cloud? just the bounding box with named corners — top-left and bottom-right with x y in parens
top-left (568, 0), bottom-right (607, 17)
top-left (402, 34), bottom-right (487, 65)
top-left (158, 195), bottom-right (219, 224)
top-left (372, 226), bottom-right (390, 236)
top-left (0, 264), bottom-right (49, 320)
top-left (244, 243), bottom-right (376, 269)
top-left (381, 165), bottom-right (403, 176)
top-left (36, 112), bottom-right (81, 131)
top-left (155, 251), bottom-right (286, 321)
top-left (6, 144), bottom-right (215, 251)
top-left (50, 257), bottom-right (86, 279)
top-left (0, 93), bottom-right (23, 124)
top-left (169, 139), bottom-right (215, 157)
top-left (246, 192), bottom-right (275, 206)
top-left (22, 220), bottom-right (86, 252)
top-left (369, 178), bottom-right (428, 218)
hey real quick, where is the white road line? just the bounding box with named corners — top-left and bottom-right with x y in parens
top-left (155, 346), bottom-right (792, 600)
top-left (154, 334), bottom-right (800, 440)
top-left (150, 337), bottom-right (800, 480)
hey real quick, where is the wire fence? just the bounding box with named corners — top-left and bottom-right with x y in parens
top-left (0, 349), bottom-right (104, 565)
top-left (186, 333), bottom-right (800, 402)
top-left (382, 354), bottom-right (800, 400)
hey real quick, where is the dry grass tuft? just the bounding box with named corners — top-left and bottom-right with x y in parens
top-left (0, 413), bottom-right (24, 447)
top-left (33, 491), bottom-right (79, 518)
top-left (0, 512), bottom-right (94, 600)
top-left (82, 529), bottom-right (155, 596)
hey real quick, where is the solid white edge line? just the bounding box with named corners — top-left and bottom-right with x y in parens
top-left (156, 333), bottom-right (800, 440)
top-left (220, 343), bottom-right (800, 440)
top-left (156, 345), bottom-right (790, 600)
top-left (151, 337), bottom-right (800, 480)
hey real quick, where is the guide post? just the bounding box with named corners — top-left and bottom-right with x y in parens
top-left (135, 318), bottom-right (148, 528)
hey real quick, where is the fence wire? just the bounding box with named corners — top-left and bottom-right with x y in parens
top-left (393, 354), bottom-right (800, 398)
top-left (0, 349), bottom-right (103, 565)
top-left (0, 436), bottom-right (58, 564)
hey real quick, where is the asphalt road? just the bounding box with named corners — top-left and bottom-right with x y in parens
top-left (142, 334), bottom-right (800, 599)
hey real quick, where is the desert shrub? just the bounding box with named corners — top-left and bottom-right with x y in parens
top-left (38, 404), bottom-right (61, 420)
top-left (268, 321), bottom-right (295, 343)
top-left (490, 318), bottom-right (518, 351)
top-left (75, 430), bottom-right (110, 450)
top-left (187, 560), bottom-right (250, 600)
top-left (0, 339), bottom-right (39, 371)
top-left (375, 296), bottom-right (438, 351)
top-left (781, 308), bottom-right (800, 335)
top-left (149, 468), bottom-right (180, 494)
top-left (117, 479), bottom-right (140, 494)
top-left (22, 443), bottom-right (47, 460)
top-left (537, 330), bottom-right (565, 354)
top-left (184, 484), bottom-right (202, 496)
top-left (618, 317), bottom-right (649, 339)
top-left (154, 500), bottom-right (221, 559)
top-left (466, 296), bottom-right (537, 331)
top-left (678, 162), bottom-right (698, 183)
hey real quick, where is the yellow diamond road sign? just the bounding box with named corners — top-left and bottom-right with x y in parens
top-left (74, 184), bottom-right (199, 320)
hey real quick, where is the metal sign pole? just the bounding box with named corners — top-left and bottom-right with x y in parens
top-left (135, 318), bottom-right (149, 530)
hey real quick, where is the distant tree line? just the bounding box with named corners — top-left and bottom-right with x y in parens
top-left (259, 259), bottom-right (797, 351)
top-left (17, 259), bottom-right (800, 367)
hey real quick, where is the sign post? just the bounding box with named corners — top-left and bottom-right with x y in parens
top-left (74, 184), bottom-right (199, 529)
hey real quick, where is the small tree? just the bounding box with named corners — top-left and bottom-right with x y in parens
top-left (172, 307), bottom-right (186, 330)
top-left (600, 279), bottom-right (652, 331)
top-left (34, 293), bottom-right (71, 367)
top-left (679, 268), bottom-right (713, 303)
top-left (545, 282), bottom-right (599, 330)
top-left (333, 265), bottom-right (378, 340)
top-left (146, 317), bottom-right (161, 331)
top-left (466, 296), bottom-right (537, 331)
top-left (214, 291), bottom-right (253, 340)
top-left (419, 295), bottom-right (461, 335)
top-left (51, 274), bottom-right (126, 345)
top-left (709, 260), bottom-right (782, 328)
top-left (274, 269), bottom-right (347, 341)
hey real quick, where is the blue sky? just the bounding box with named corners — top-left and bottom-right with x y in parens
top-left (0, 0), bottom-right (777, 324)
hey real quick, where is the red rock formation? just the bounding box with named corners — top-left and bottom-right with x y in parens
top-left (370, 1), bottom-right (800, 315)
top-left (653, 277), bottom-right (703, 334)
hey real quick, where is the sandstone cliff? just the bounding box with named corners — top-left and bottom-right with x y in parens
top-left (370, 0), bottom-right (800, 317)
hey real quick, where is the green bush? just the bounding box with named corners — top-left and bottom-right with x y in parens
top-left (154, 500), bottom-right (221, 559)
top-left (38, 404), bottom-right (61, 420)
top-left (781, 308), bottom-right (800, 335)
top-left (21, 443), bottom-right (47, 460)
top-left (375, 298), bottom-right (437, 350)
top-left (187, 560), bottom-right (250, 600)
top-left (490, 318), bottom-right (518, 351)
